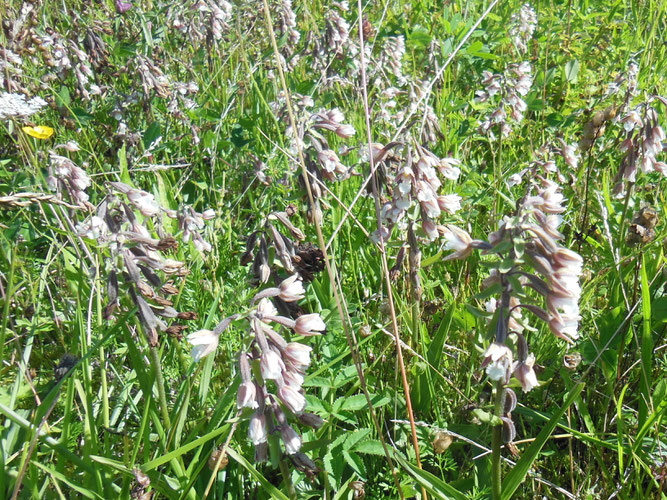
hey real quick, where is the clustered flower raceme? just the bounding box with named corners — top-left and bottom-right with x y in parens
top-left (442, 176), bottom-right (583, 439)
top-left (275, 0), bottom-right (301, 54)
top-left (110, 181), bottom-right (215, 253)
top-left (613, 97), bottom-right (667, 195)
top-left (376, 36), bottom-right (407, 86)
top-left (372, 141), bottom-right (463, 243)
top-left (186, 276), bottom-right (324, 470)
top-left (241, 210), bottom-right (324, 285)
top-left (30, 29), bottom-right (102, 100)
top-left (0, 50), bottom-right (25, 92)
top-left (509, 4), bottom-right (537, 54)
top-left (475, 61), bottom-right (533, 138)
top-left (576, 60), bottom-right (666, 195)
top-left (168, 0), bottom-right (233, 45)
top-left (305, 2), bottom-right (351, 74)
top-left (74, 183), bottom-right (214, 344)
top-left (269, 92), bottom-right (357, 222)
top-left (46, 152), bottom-right (92, 207)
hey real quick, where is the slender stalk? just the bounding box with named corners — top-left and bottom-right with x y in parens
top-left (279, 458), bottom-right (297, 500)
top-left (491, 378), bottom-right (504, 500)
top-left (0, 244), bottom-right (16, 366)
top-left (260, 3), bottom-right (404, 497)
top-left (616, 182), bottom-right (634, 254)
top-left (491, 285), bottom-right (512, 498)
top-left (149, 345), bottom-right (171, 429)
top-left (353, 2), bottom-right (424, 496)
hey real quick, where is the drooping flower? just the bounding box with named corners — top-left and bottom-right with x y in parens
top-left (260, 349), bottom-right (285, 380)
top-left (481, 342), bottom-right (513, 382)
top-left (248, 412), bottom-right (267, 445)
top-left (279, 275), bottom-right (306, 302)
top-left (294, 313), bottom-right (326, 336)
top-left (281, 424), bottom-right (302, 454)
top-left (442, 225), bottom-right (473, 261)
top-left (277, 382), bottom-right (306, 413)
top-left (187, 329), bottom-right (219, 361)
top-left (513, 353), bottom-right (539, 392)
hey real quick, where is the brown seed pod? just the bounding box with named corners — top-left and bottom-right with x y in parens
top-left (432, 431), bottom-right (454, 454)
top-left (207, 448), bottom-right (229, 471)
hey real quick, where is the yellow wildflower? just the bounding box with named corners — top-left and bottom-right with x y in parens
top-left (22, 125), bottom-right (54, 139)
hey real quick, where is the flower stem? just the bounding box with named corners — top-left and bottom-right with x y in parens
top-left (491, 378), bottom-right (504, 500)
top-left (150, 345), bottom-right (171, 429)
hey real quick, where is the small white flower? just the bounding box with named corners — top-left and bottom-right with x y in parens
top-left (437, 194), bottom-right (462, 214)
top-left (237, 381), bottom-right (259, 410)
top-left (260, 349), bottom-right (285, 380)
top-left (257, 298), bottom-right (278, 317)
top-left (513, 353), bottom-right (539, 392)
top-left (187, 329), bottom-right (219, 361)
top-left (294, 314), bottom-right (326, 336)
top-left (283, 343), bottom-right (311, 368)
top-left (279, 275), bottom-right (305, 302)
top-left (482, 342), bottom-right (513, 382)
top-left (280, 425), bottom-right (302, 454)
top-left (248, 413), bottom-right (267, 445)
top-left (278, 383), bottom-right (306, 413)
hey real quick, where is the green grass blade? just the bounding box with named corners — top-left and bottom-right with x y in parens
top-left (638, 253), bottom-right (653, 424)
top-left (226, 447), bottom-right (291, 500)
top-left (501, 382), bottom-right (585, 500)
top-left (392, 451), bottom-right (468, 500)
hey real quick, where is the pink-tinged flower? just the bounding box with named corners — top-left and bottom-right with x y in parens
top-left (280, 425), bottom-right (302, 454)
top-left (481, 342), bottom-right (513, 382)
top-left (421, 217), bottom-right (439, 241)
top-left (294, 313), bottom-right (326, 336)
top-left (396, 167), bottom-right (414, 195)
top-left (437, 194), bottom-right (462, 214)
top-left (187, 329), bottom-right (219, 361)
top-left (548, 314), bottom-right (580, 343)
top-left (116, 0), bottom-right (132, 12)
top-left (513, 353), bottom-right (539, 392)
top-left (278, 383), bottom-right (306, 413)
top-left (335, 124), bottom-right (356, 138)
top-left (279, 275), bottom-right (305, 302)
top-left (257, 298), bottom-right (278, 317)
top-left (126, 189), bottom-right (160, 217)
top-left (318, 150), bottom-right (346, 177)
top-left (558, 139), bottom-right (579, 170)
top-left (260, 349), bottom-right (285, 380)
top-left (283, 343), bottom-right (311, 368)
top-left (621, 110), bottom-right (643, 132)
top-left (237, 381), bottom-right (259, 409)
top-left (201, 209), bottom-right (216, 220)
top-left (442, 225), bottom-right (473, 260)
top-left (437, 158), bottom-right (461, 180)
top-left (282, 369), bottom-right (305, 389)
top-left (248, 412), bottom-right (267, 445)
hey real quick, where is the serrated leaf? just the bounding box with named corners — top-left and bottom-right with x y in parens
top-left (340, 393), bottom-right (390, 412)
top-left (353, 439), bottom-right (386, 456)
top-left (344, 428), bottom-right (371, 451)
top-left (343, 450), bottom-right (367, 480)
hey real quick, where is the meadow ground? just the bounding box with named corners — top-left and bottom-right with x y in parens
top-left (1, 0), bottom-right (667, 498)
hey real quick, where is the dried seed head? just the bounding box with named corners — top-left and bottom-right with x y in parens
top-left (432, 432), bottom-right (453, 454)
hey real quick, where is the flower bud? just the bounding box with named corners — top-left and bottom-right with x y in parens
top-left (294, 314), bottom-right (326, 336)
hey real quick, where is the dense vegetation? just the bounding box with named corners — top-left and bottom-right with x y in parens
top-left (1, 0), bottom-right (666, 498)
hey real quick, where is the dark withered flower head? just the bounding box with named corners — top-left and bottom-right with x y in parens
top-left (54, 354), bottom-right (79, 381)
